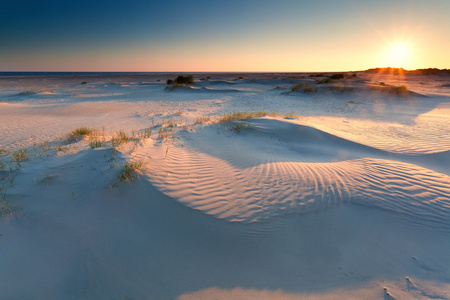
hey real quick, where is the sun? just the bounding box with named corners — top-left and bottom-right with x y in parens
top-left (386, 43), bottom-right (411, 68)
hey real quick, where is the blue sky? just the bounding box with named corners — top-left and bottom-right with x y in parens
top-left (1, 0), bottom-right (449, 71)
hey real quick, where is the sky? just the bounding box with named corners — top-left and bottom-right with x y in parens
top-left (1, 0), bottom-right (449, 72)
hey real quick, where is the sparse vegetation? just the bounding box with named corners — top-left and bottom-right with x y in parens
top-left (164, 84), bottom-right (191, 91)
top-left (162, 119), bottom-right (176, 128)
top-left (111, 131), bottom-right (130, 147)
top-left (18, 90), bottom-right (37, 95)
top-left (67, 127), bottom-right (93, 143)
top-left (134, 128), bottom-right (152, 139)
top-left (1, 170), bottom-right (18, 216)
top-left (231, 123), bottom-right (249, 133)
top-left (329, 73), bottom-right (344, 80)
top-left (194, 116), bottom-right (212, 124)
top-left (11, 149), bottom-right (29, 163)
top-left (113, 160), bottom-right (143, 186)
top-left (370, 84), bottom-right (410, 95)
top-left (157, 127), bottom-right (174, 141)
top-left (291, 82), bottom-right (318, 93)
top-left (283, 111), bottom-right (296, 119)
top-left (218, 111), bottom-right (276, 123)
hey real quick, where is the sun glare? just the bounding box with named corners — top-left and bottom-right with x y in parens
top-left (386, 43), bottom-right (410, 68)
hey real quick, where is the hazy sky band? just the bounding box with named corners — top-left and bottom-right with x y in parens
top-left (1, 0), bottom-right (449, 71)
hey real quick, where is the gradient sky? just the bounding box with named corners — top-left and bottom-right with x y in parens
top-left (1, 0), bottom-right (449, 72)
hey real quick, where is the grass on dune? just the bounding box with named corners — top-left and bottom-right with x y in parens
top-left (218, 111), bottom-right (275, 123)
top-left (218, 111), bottom-right (298, 123)
top-left (67, 127), bottom-right (94, 143)
top-left (112, 160), bottom-right (143, 187)
top-left (370, 84), bottom-right (410, 95)
top-left (11, 149), bottom-right (29, 163)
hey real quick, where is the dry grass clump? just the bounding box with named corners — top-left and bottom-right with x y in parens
top-left (113, 160), bottom-right (143, 187)
top-left (157, 127), bottom-right (174, 141)
top-left (230, 123), bottom-right (249, 133)
top-left (326, 85), bottom-right (354, 93)
top-left (388, 85), bottom-right (409, 95)
top-left (11, 149), bottom-right (29, 163)
top-left (111, 131), bottom-right (130, 147)
top-left (194, 116), bottom-right (212, 124)
top-left (1, 196), bottom-right (16, 216)
top-left (67, 127), bottom-right (93, 143)
top-left (162, 119), bottom-right (176, 128)
top-left (370, 84), bottom-right (410, 95)
top-left (0, 148), bottom-right (8, 155)
top-left (18, 90), bottom-right (37, 95)
top-left (291, 82), bottom-right (318, 93)
top-left (218, 111), bottom-right (276, 123)
top-left (217, 111), bottom-right (299, 124)
top-left (133, 129), bottom-right (152, 139)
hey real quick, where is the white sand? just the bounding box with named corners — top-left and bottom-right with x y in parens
top-left (1, 72), bottom-right (450, 299)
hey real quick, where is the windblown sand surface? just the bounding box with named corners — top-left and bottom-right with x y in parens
top-left (1, 72), bottom-right (450, 299)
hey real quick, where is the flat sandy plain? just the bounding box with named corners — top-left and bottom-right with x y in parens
top-left (1, 72), bottom-right (449, 299)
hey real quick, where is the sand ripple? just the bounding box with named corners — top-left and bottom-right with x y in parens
top-left (138, 119), bottom-right (450, 223)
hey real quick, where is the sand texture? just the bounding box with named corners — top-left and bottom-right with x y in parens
top-left (1, 72), bottom-right (450, 299)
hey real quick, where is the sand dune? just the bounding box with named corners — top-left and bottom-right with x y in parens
top-left (141, 118), bottom-right (450, 224)
top-left (1, 72), bottom-right (450, 299)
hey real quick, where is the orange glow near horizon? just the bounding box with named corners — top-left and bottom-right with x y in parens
top-left (386, 43), bottom-right (411, 68)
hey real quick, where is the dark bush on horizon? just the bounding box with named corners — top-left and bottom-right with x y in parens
top-left (176, 75), bottom-right (195, 84)
top-left (329, 73), bottom-right (344, 80)
top-left (166, 75), bottom-right (195, 85)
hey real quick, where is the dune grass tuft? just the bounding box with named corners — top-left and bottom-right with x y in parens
top-left (218, 111), bottom-right (277, 123)
top-left (67, 127), bottom-right (93, 143)
top-left (11, 149), bottom-right (29, 163)
top-left (111, 131), bottom-right (130, 147)
top-left (291, 82), bottom-right (318, 93)
top-left (370, 84), bottom-right (410, 95)
top-left (113, 161), bottom-right (143, 186)
top-left (194, 116), bottom-right (212, 125)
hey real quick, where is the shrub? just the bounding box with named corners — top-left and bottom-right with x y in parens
top-left (167, 79), bottom-right (174, 85)
top-left (329, 73), bottom-right (344, 80)
top-left (176, 75), bottom-right (194, 84)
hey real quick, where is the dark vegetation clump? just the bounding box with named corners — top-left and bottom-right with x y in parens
top-left (176, 75), bottom-right (195, 84)
top-left (329, 73), bottom-right (344, 80)
top-left (166, 75), bottom-right (195, 86)
top-left (317, 73), bottom-right (354, 84)
top-left (165, 75), bottom-right (196, 91)
top-left (309, 73), bottom-right (325, 77)
top-left (81, 81), bottom-right (88, 84)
